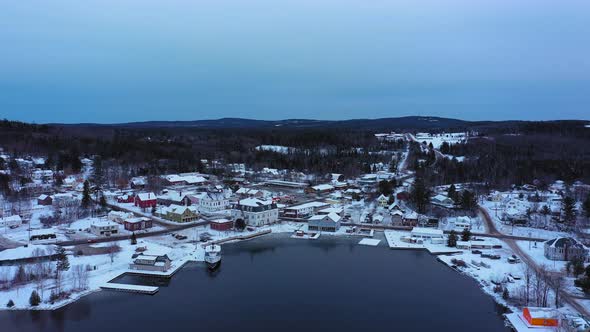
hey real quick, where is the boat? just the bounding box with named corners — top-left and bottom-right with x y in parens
top-left (204, 244), bottom-right (222, 270)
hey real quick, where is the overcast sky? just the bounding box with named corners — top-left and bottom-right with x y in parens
top-left (1, 0), bottom-right (589, 123)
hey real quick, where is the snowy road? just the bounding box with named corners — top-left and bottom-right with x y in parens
top-left (479, 205), bottom-right (590, 318)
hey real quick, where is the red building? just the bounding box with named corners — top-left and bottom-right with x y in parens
top-left (124, 217), bottom-right (153, 231)
top-left (117, 194), bottom-right (135, 203)
top-left (210, 219), bottom-right (233, 231)
top-left (135, 192), bottom-right (157, 209)
top-left (37, 194), bottom-right (53, 206)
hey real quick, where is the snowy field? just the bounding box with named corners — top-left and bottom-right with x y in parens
top-left (413, 132), bottom-right (467, 149)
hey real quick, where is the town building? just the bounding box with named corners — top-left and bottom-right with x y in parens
top-left (130, 249), bottom-right (172, 272)
top-left (283, 201), bottom-right (330, 218)
top-left (410, 227), bottom-right (444, 240)
top-left (232, 198), bottom-right (278, 226)
top-left (90, 221), bottom-right (120, 236)
top-left (124, 217), bottom-right (153, 231)
top-left (308, 213), bottom-right (341, 232)
top-left (108, 210), bottom-right (135, 223)
top-left (377, 194), bottom-right (389, 207)
top-left (431, 194), bottom-right (455, 208)
top-left (523, 307), bottom-right (559, 327)
top-left (210, 218), bottom-right (234, 231)
top-left (160, 205), bottom-right (199, 223)
top-left (117, 194), bottom-right (135, 203)
top-left (185, 191), bottom-right (230, 214)
top-left (544, 237), bottom-right (588, 261)
top-left (37, 194), bottom-right (53, 206)
top-left (135, 192), bottom-right (157, 209)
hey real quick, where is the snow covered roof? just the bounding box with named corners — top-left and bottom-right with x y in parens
top-left (411, 227), bottom-right (443, 236)
top-left (545, 237), bottom-right (585, 249)
top-left (137, 192), bottom-right (156, 201)
top-left (312, 184), bottom-right (334, 191)
top-left (287, 201), bottom-right (329, 210)
top-left (238, 198), bottom-right (274, 207)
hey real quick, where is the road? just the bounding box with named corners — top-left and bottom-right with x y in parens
top-left (479, 205), bottom-right (590, 318)
top-left (57, 220), bottom-right (210, 246)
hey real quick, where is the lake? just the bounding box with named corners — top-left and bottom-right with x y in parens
top-left (0, 235), bottom-right (511, 332)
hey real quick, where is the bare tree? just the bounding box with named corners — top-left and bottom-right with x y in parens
top-left (107, 243), bottom-right (120, 264)
top-left (71, 264), bottom-right (90, 290)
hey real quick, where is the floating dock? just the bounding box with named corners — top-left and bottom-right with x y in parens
top-left (100, 282), bottom-right (159, 295)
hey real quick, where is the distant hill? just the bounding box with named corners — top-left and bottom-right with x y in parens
top-left (51, 116), bottom-right (522, 131)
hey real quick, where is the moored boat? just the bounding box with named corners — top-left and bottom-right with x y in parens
top-left (204, 244), bottom-right (222, 270)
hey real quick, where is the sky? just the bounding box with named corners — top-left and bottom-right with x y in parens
top-left (0, 0), bottom-right (589, 123)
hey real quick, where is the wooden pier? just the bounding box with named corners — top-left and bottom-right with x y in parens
top-left (100, 282), bottom-right (159, 295)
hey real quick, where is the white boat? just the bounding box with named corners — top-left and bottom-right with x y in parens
top-left (204, 244), bottom-right (222, 270)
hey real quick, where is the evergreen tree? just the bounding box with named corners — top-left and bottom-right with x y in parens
top-left (583, 193), bottom-right (590, 219)
top-left (460, 190), bottom-right (477, 210)
top-left (447, 230), bottom-right (458, 247)
top-left (378, 180), bottom-right (394, 196)
top-left (130, 232), bottom-right (137, 245)
top-left (461, 228), bottom-right (471, 242)
top-left (99, 195), bottom-right (107, 209)
top-left (81, 180), bottom-right (92, 209)
top-left (6, 299), bottom-right (14, 308)
top-left (29, 290), bottom-right (41, 306)
top-left (447, 184), bottom-right (457, 202)
top-left (55, 246), bottom-right (70, 295)
top-left (235, 218), bottom-right (246, 231)
top-left (13, 265), bottom-right (27, 284)
top-left (562, 196), bottom-right (576, 224)
top-left (410, 176), bottom-right (430, 213)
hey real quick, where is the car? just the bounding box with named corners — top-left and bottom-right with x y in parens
top-left (471, 249), bottom-right (482, 255)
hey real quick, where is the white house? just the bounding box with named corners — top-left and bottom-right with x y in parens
top-left (232, 198), bottom-right (278, 226)
top-left (90, 221), bottom-right (120, 236)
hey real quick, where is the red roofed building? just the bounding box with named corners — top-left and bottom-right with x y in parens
top-left (135, 192), bottom-right (157, 209)
top-left (210, 219), bottom-right (233, 231)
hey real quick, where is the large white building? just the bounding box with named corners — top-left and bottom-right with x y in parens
top-left (90, 221), bottom-right (120, 236)
top-left (232, 198), bottom-right (278, 226)
top-left (185, 191), bottom-right (230, 214)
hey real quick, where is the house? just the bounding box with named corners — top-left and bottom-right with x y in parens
top-left (0, 215), bottom-right (22, 228)
top-left (108, 210), bottom-right (135, 223)
top-left (185, 191), bottom-right (230, 214)
top-left (308, 213), bottom-right (341, 232)
top-left (403, 211), bottom-right (419, 226)
top-left (522, 307), bottom-right (559, 327)
top-left (157, 190), bottom-right (189, 206)
top-left (135, 192), bottom-right (157, 209)
top-left (210, 218), bottom-right (233, 231)
top-left (317, 207), bottom-right (343, 216)
top-left (52, 193), bottom-right (80, 208)
top-left (90, 221), bottom-right (119, 236)
top-left (431, 194), bottom-right (454, 208)
top-left (129, 249), bottom-right (172, 272)
top-left (37, 194), bottom-right (53, 206)
top-left (236, 187), bottom-right (265, 198)
top-left (390, 210), bottom-right (404, 225)
top-left (544, 237), bottom-right (588, 261)
top-left (130, 176), bottom-right (146, 189)
top-left (117, 194), bottom-right (135, 203)
top-left (283, 201), bottom-right (330, 218)
top-left (160, 205), bottom-right (199, 223)
top-left (232, 198), bottom-right (278, 226)
top-left (124, 217), bottom-right (153, 231)
top-left (448, 216), bottom-right (472, 231)
top-left (310, 184), bottom-right (334, 194)
top-left (377, 194), bottom-right (389, 207)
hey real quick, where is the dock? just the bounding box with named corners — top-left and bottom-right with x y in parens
top-left (100, 282), bottom-right (159, 295)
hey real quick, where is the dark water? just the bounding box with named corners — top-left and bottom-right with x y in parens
top-left (0, 235), bottom-right (510, 332)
